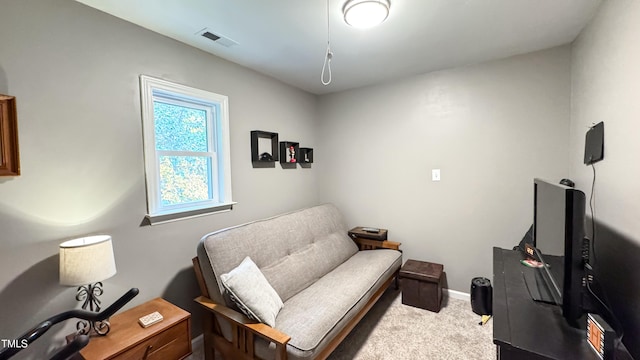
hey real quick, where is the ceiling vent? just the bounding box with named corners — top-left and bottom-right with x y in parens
top-left (196, 28), bottom-right (238, 48)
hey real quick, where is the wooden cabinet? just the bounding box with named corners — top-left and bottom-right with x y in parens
top-left (78, 298), bottom-right (191, 360)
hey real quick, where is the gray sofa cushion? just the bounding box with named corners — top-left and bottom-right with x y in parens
top-left (197, 204), bottom-right (359, 306)
top-left (274, 249), bottom-right (402, 355)
top-left (260, 230), bottom-right (358, 302)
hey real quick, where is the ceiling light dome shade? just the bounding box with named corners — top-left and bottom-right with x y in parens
top-left (343, 0), bottom-right (390, 29)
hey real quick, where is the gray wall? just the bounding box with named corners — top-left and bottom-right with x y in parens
top-left (569, 0), bottom-right (640, 244)
top-left (0, 0), bottom-right (318, 358)
top-left (569, 3), bottom-right (640, 355)
top-left (316, 46), bottom-right (572, 292)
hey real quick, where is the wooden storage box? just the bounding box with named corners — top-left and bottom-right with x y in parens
top-left (399, 259), bottom-right (444, 312)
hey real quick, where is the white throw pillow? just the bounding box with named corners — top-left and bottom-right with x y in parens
top-left (220, 256), bottom-right (284, 327)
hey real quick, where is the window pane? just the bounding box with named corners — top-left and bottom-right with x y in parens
top-left (159, 156), bottom-right (212, 206)
top-left (153, 100), bottom-right (208, 152)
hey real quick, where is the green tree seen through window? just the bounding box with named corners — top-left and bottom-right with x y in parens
top-left (154, 101), bottom-right (213, 206)
top-left (154, 101), bottom-right (208, 152)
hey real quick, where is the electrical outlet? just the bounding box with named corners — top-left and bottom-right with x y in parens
top-left (432, 169), bottom-right (441, 181)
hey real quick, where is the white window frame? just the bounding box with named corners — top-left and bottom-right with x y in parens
top-left (140, 75), bottom-right (234, 224)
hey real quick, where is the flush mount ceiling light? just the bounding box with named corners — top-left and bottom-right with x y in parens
top-left (343, 0), bottom-right (390, 28)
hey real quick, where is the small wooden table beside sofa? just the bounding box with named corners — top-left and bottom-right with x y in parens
top-left (192, 204), bottom-right (402, 360)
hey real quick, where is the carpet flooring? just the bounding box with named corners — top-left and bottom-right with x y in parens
top-left (189, 288), bottom-right (495, 360)
top-left (328, 288), bottom-right (495, 359)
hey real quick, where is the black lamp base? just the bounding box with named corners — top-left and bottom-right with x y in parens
top-left (75, 282), bottom-right (110, 336)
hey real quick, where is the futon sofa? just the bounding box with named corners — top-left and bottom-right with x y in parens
top-left (193, 204), bottom-right (402, 360)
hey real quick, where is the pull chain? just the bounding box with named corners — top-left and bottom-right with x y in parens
top-left (321, 0), bottom-right (333, 85)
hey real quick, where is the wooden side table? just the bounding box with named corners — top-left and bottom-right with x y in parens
top-left (352, 237), bottom-right (401, 251)
top-left (348, 227), bottom-right (400, 251)
top-left (77, 298), bottom-right (191, 360)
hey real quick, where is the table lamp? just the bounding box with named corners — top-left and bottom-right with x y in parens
top-left (60, 235), bottom-right (117, 335)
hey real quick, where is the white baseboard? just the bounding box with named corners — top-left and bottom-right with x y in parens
top-left (444, 288), bottom-right (470, 301)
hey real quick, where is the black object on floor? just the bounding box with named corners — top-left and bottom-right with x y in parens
top-left (471, 277), bottom-right (493, 315)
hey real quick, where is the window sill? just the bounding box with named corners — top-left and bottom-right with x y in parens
top-left (145, 202), bottom-right (237, 225)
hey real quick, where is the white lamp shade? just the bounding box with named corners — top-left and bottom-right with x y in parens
top-left (59, 235), bottom-right (117, 286)
top-left (344, 0), bottom-right (390, 28)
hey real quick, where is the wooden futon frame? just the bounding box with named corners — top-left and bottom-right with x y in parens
top-left (192, 254), bottom-right (398, 360)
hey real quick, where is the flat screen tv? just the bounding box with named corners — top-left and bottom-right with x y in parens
top-left (533, 178), bottom-right (586, 327)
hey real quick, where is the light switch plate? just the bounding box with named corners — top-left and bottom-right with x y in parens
top-left (432, 169), bottom-right (441, 181)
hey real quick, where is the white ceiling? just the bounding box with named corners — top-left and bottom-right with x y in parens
top-left (75, 0), bottom-right (602, 95)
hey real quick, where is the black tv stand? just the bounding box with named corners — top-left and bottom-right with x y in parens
top-left (492, 247), bottom-right (633, 359)
top-left (493, 247), bottom-right (633, 360)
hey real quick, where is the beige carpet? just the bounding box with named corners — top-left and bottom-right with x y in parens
top-left (190, 288), bottom-right (495, 360)
top-left (328, 288), bottom-right (495, 360)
